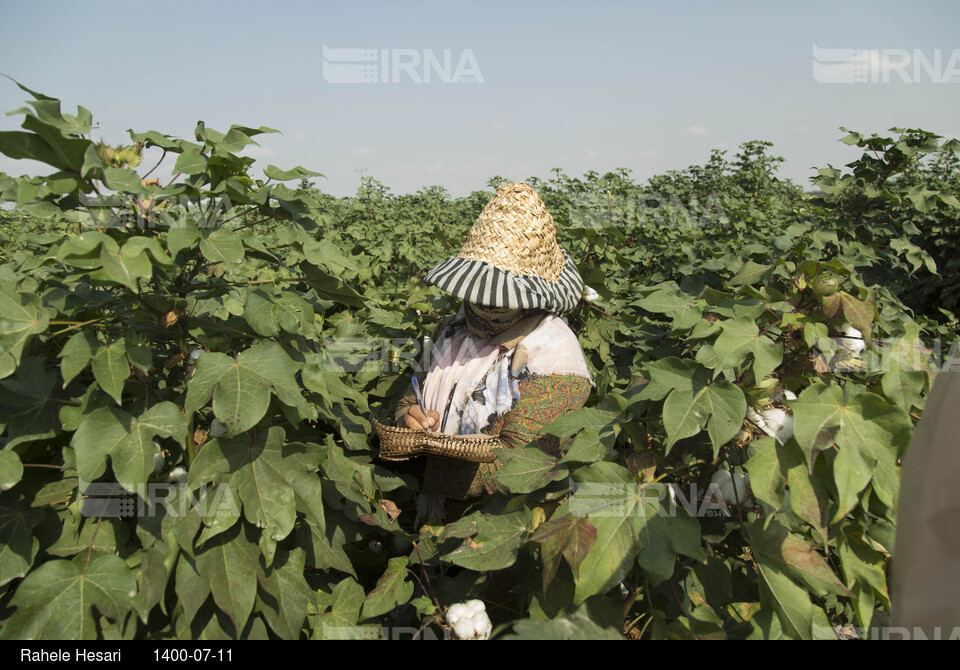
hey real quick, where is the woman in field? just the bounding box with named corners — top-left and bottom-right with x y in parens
top-left (387, 182), bottom-right (593, 519)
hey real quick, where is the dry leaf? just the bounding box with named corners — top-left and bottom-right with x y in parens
top-left (378, 499), bottom-right (401, 522)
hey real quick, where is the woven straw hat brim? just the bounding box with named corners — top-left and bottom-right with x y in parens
top-left (424, 246), bottom-right (584, 313)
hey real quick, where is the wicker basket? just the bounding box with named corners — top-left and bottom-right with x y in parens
top-left (373, 418), bottom-right (499, 463)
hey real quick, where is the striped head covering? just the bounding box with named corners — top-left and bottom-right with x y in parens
top-left (423, 182), bottom-right (584, 313)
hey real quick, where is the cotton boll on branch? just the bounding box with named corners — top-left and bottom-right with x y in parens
top-left (838, 324), bottom-right (866, 355)
top-left (446, 600), bottom-right (492, 640)
top-left (759, 406), bottom-right (794, 445)
top-left (710, 469), bottom-right (750, 506)
top-left (583, 286), bottom-right (599, 303)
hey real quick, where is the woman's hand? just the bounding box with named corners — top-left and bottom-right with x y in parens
top-left (405, 406), bottom-right (440, 431)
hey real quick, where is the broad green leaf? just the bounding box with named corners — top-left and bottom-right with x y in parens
top-left (0, 357), bottom-right (60, 449)
top-left (72, 402), bottom-right (188, 486)
top-left (175, 553), bottom-right (210, 623)
top-left (200, 229), bottom-right (244, 265)
top-left (636, 500), bottom-right (705, 584)
top-left (495, 445), bottom-right (568, 493)
top-left (663, 380), bottom-right (746, 457)
top-left (184, 341), bottom-right (315, 436)
top-left (569, 462), bottom-right (642, 604)
top-left (91, 337), bottom-right (130, 405)
top-left (744, 437), bottom-right (785, 510)
top-left (59, 330), bottom-right (99, 386)
top-left (0, 287), bottom-right (50, 380)
top-left (880, 358), bottom-right (925, 412)
top-left (441, 509), bottom-right (532, 572)
top-left (260, 546), bottom-right (316, 639)
top-left (0, 450), bottom-right (23, 491)
top-left (635, 357), bottom-right (709, 401)
top-left (195, 522), bottom-right (261, 632)
top-left (791, 383), bottom-right (843, 470)
top-left (0, 495), bottom-right (42, 587)
top-left (0, 555), bottom-right (135, 640)
top-left (542, 406), bottom-right (621, 437)
top-left (713, 317), bottom-right (782, 381)
top-left (361, 556), bottom-right (414, 620)
top-left (312, 577), bottom-right (367, 639)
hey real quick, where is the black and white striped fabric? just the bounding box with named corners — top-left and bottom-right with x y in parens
top-left (423, 247), bottom-right (584, 313)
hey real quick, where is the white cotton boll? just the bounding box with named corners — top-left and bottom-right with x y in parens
top-left (710, 469), bottom-right (750, 505)
top-left (583, 286), bottom-right (599, 303)
top-left (838, 324), bottom-right (865, 355)
top-left (189, 348), bottom-right (205, 361)
top-left (746, 406), bottom-right (767, 430)
top-left (168, 467), bottom-right (187, 485)
top-left (783, 390), bottom-right (797, 401)
top-left (447, 600), bottom-right (491, 640)
top-left (759, 407), bottom-right (793, 445)
top-left (210, 418), bottom-right (227, 437)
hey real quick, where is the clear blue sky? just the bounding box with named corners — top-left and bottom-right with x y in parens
top-left (1, 0), bottom-right (958, 196)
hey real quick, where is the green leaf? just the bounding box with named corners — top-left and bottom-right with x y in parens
top-left (361, 556), bottom-right (414, 619)
top-left (568, 462), bottom-right (642, 604)
top-left (880, 358), bottom-right (925, 412)
top-left (167, 222), bottom-right (201, 259)
top-left (59, 330), bottom-right (100, 386)
top-left (0, 286), bottom-right (50, 380)
top-left (713, 317), bottom-right (783, 381)
top-left (730, 260), bottom-right (773, 286)
top-left (173, 144), bottom-right (208, 174)
top-left (441, 509), bottom-right (532, 571)
top-left (635, 500), bottom-right (704, 584)
top-left (791, 383), bottom-right (843, 470)
top-left (101, 167), bottom-right (145, 193)
top-left (194, 427), bottom-right (324, 550)
top-left (635, 357), bottom-right (709, 402)
top-left (663, 380), bottom-right (746, 457)
top-left (0, 357), bottom-right (60, 449)
top-left (184, 341), bottom-right (315, 436)
top-left (195, 522), bottom-right (261, 632)
top-left (744, 437), bottom-right (784, 510)
top-left (0, 450), bottom-right (23, 491)
top-left (0, 495), bottom-right (42, 587)
top-left (0, 555), bottom-right (136, 640)
top-left (312, 577), bottom-right (367, 639)
top-left (91, 337), bottom-right (130, 405)
top-left (495, 445), bottom-right (568, 493)
top-left (72, 402), bottom-right (188, 486)
top-left (200, 230), bottom-right (245, 265)
top-left (260, 546), bottom-right (316, 639)
top-left (264, 164), bottom-right (323, 181)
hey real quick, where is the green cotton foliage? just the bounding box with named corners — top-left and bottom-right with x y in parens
top-left (0, 81), bottom-right (950, 639)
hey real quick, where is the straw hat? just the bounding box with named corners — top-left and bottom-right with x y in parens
top-left (423, 182), bottom-right (583, 312)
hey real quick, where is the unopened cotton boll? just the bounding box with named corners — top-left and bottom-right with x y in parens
top-left (210, 418), bottom-right (227, 437)
top-left (710, 469), bottom-right (750, 505)
top-left (447, 600), bottom-right (492, 640)
top-left (583, 286), bottom-right (599, 303)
